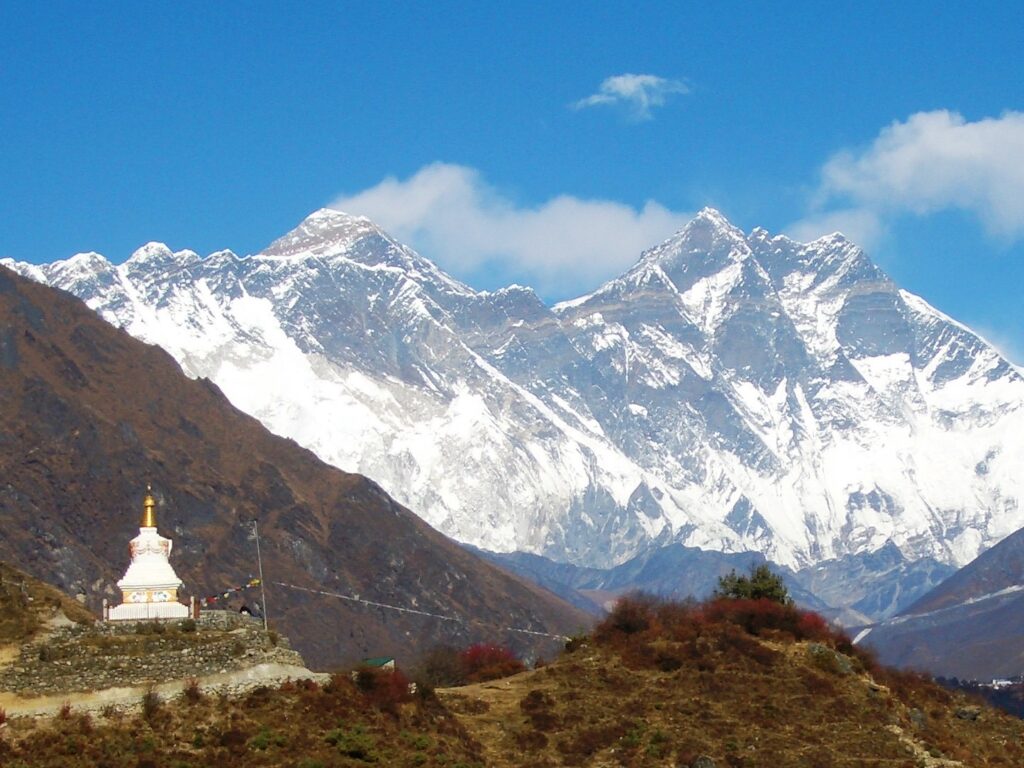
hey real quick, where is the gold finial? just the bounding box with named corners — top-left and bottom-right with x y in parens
top-left (141, 484), bottom-right (157, 528)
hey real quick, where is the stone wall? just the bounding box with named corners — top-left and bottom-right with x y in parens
top-left (195, 609), bottom-right (275, 633)
top-left (0, 613), bottom-right (305, 695)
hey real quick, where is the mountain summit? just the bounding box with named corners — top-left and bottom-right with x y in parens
top-left (5, 209), bottom-right (1022, 613)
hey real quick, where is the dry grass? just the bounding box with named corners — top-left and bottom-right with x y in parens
top-left (0, 673), bottom-right (483, 768)
top-left (437, 596), bottom-right (1024, 768)
top-left (0, 562), bottom-right (94, 646)
top-left (5, 595), bottom-right (1024, 767)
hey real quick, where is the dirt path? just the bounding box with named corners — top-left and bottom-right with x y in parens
top-left (439, 674), bottom-right (536, 767)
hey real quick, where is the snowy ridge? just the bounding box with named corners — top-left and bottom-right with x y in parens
top-left (7, 207), bottom-right (1023, 588)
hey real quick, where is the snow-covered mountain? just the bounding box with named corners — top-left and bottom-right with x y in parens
top-left (7, 208), bottom-right (1023, 585)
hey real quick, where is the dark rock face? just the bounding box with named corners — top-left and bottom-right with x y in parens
top-left (0, 266), bottom-right (587, 669)
top-left (792, 542), bottom-right (956, 621)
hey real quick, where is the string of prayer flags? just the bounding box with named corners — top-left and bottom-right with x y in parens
top-left (201, 578), bottom-right (262, 605)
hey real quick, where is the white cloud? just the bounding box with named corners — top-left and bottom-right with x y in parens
top-left (784, 208), bottom-right (884, 251)
top-left (572, 73), bottom-right (689, 121)
top-left (791, 110), bottom-right (1024, 243)
top-left (331, 163), bottom-right (691, 297)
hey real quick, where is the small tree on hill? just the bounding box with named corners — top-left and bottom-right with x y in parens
top-left (715, 564), bottom-right (791, 605)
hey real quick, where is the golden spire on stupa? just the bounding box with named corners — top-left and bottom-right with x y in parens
top-left (141, 484), bottom-right (157, 528)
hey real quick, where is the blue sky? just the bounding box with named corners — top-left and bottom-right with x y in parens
top-left (1, 2), bottom-right (1022, 361)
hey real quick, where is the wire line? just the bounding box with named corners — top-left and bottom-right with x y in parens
top-left (272, 581), bottom-right (569, 641)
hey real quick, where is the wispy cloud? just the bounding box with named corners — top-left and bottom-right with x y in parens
top-left (784, 208), bottom-right (884, 251)
top-left (789, 110), bottom-right (1024, 243)
top-left (331, 163), bottom-right (691, 298)
top-left (572, 73), bottom-right (689, 121)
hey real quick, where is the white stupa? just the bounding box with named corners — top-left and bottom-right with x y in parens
top-left (107, 486), bottom-right (190, 621)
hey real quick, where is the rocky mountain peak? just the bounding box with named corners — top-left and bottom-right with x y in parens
top-left (693, 205), bottom-right (742, 229)
top-left (261, 207), bottom-right (384, 260)
top-left (255, 209), bottom-right (474, 300)
top-left (124, 242), bottom-right (200, 273)
top-left (46, 251), bottom-right (115, 279)
top-left (630, 208), bottom-right (754, 293)
top-left (678, 206), bottom-right (749, 246)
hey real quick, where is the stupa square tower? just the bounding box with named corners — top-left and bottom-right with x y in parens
top-left (107, 487), bottom-right (190, 621)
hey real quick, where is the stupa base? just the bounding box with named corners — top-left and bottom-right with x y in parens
top-left (108, 602), bottom-right (190, 621)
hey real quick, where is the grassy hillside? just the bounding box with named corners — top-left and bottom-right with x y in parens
top-left (439, 598), bottom-right (1024, 766)
top-left (1, 672), bottom-right (483, 768)
top-left (4, 594), bottom-right (1023, 767)
top-left (0, 562), bottom-right (94, 645)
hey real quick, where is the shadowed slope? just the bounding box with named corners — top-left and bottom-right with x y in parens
top-left (858, 525), bottom-right (1024, 680)
top-left (0, 266), bottom-right (587, 669)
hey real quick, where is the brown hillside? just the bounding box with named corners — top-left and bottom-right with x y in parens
top-left (0, 265), bottom-right (587, 668)
top-left (4, 596), bottom-right (1022, 768)
top-left (0, 562), bottom-right (94, 645)
top-left (904, 526), bottom-right (1024, 616)
top-left (0, 671), bottom-right (486, 768)
top-left (438, 597), bottom-right (1024, 768)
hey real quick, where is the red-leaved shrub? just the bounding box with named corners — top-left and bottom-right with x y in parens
top-left (593, 593), bottom-right (854, 672)
top-left (602, 593), bottom-right (657, 636)
top-left (701, 598), bottom-right (836, 644)
top-left (702, 598), bottom-right (797, 637)
top-left (795, 610), bottom-right (833, 642)
top-left (354, 667), bottom-right (414, 713)
top-left (459, 643), bottom-right (525, 683)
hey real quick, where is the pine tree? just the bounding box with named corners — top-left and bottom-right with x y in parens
top-left (714, 564), bottom-right (791, 605)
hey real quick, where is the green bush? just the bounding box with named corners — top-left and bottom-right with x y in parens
top-left (249, 727), bottom-right (287, 750)
top-left (325, 725), bottom-right (378, 762)
top-left (714, 564), bottom-right (791, 604)
top-left (412, 644), bottom-right (465, 689)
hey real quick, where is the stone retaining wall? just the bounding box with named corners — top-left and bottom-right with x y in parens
top-left (196, 609), bottom-right (273, 633)
top-left (0, 614), bottom-right (304, 695)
